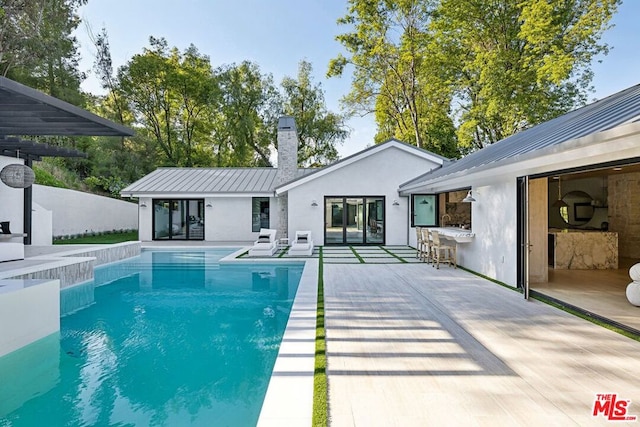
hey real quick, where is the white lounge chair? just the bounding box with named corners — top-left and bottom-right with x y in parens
top-left (248, 228), bottom-right (278, 257)
top-left (288, 231), bottom-right (314, 256)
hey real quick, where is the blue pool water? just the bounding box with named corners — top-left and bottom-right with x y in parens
top-left (0, 249), bottom-right (303, 426)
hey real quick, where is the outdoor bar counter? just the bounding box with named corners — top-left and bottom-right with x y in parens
top-left (430, 227), bottom-right (475, 243)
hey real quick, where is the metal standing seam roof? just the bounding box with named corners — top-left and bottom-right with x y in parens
top-left (121, 167), bottom-right (316, 195)
top-left (400, 83), bottom-right (640, 191)
top-left (0, 76), bottom-right (134, 137)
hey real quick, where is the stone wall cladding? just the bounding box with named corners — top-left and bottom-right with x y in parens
top-left (609, 172), bottom-right (640, 258)
top-left (275, 116), bottom-right (300, 239)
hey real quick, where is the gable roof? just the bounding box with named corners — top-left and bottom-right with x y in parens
top-left (0, 76), bottom-right (134, 137)
top-left (399, 83), bottom-right (640, 193)
top-left (275, 138), bottom-right (449, 194)
top-left (121, 167), bottom-right (315, 196)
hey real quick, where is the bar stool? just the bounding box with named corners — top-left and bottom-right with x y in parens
top-left (415, 227), bottom-right (426, 260)
top-left (421, 227), bottom-right (433, 264)
top-left (430, 231), bottom-right (457, 269)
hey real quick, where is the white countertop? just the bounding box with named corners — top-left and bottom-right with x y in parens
top-left (430, 227), bottom-right (475, 243)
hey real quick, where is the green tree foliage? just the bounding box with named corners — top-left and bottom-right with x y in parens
top-left (330, 0), bottom-right (619, 154)
top-left (282, 61), bottom-right (349, 167)
top-left (0, 0), bottom-right (87, 105)
top-left (211, 61), bottom-right (279, 167)
top-left (328, 0), bottom-right (458, 157)
top-left (432, 0), bottom-right (620, 150)
top-left (117, 37), bottom-right (216, 166)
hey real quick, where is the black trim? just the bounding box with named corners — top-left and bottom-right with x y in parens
top-left (530, 290), bottom-right (640, 337)
top-left (152, 199), bottom-right (205, 241)
top-left (324, 196), bottom-right (386, 245)
top-left (410, 194), bottom-right (438, 227)
top-left (526, 157), bottom-right (640, 180)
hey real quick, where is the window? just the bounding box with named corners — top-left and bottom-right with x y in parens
top-left (252, 197), bottom-right (270, 232)
top-left (152, 199), bottom-right (204, 240)
top-left (411, 194), bottom-right (437, 227)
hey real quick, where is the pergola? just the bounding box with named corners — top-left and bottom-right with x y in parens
top-left (0, 76), bottom-right (134, 244)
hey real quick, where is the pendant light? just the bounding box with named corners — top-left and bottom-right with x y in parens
top-left (552, 176), bottom-right (568, 208)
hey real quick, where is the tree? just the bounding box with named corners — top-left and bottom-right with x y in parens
top-left (328, 0), bottom-right (458, 157)
top-left (281, 61), bottom-right (348, 167)
top-left (430, 0), bottom-right (619, 150)
top-left (330, 0), bottom-right (619, 155)
top-left (211, 61), bottom-right (279, 167)
top-left (0, 0), bottom-right (87, 105)
top-left (117, 37), bottom-right (216, 167)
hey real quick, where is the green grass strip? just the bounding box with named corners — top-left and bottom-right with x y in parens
top-left (312, 246), bottom-right (328, 426)
top-left (349, 246), bottom-right (365, 263)
top-left (459, 265), bottom-right (640, 342)
top-left (379, 246), bottom-right (408, 263)
top-left (53, 231), bottom-right (138, 244)
top-left (277, 246), bottom-right (289, 258)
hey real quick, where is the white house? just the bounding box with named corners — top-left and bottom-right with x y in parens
top-left (399, 83), bottom-right (640, 297)
top-left (121, 116), bottom-right (449, 245)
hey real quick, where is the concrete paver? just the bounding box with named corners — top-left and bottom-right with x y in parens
top-left (325, 263), bottom-right (640, 426)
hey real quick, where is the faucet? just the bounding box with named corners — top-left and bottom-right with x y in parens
top-left (441, 214), bottom-right (451, 227)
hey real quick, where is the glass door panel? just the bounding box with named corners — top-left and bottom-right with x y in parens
top-left (171, 201), bottom-right (187, 239)
top-left (154, 200), bottom-right (171, 240)
top-left (325, 198), bottom-right (344, 244)
top-left (187, 200), bottom-right (204, 240)
top-left (345, 198), bottom-right (364, 244)
top-left (365, 198), bottom-right (384, 244)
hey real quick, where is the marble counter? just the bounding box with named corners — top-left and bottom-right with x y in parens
top-left (548, 230), bottom-right (618, 269)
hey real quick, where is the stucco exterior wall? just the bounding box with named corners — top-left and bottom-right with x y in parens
top-left (136, 195), bottom-right (281, 242)
top-left (286, 146), bottom-right (441, 246)
top-left (459, 180), bottom-right (519, 287)
top-left (33, 185), bottom-right (138, 237)
top-left (0, 156), bottom-right (25, 233)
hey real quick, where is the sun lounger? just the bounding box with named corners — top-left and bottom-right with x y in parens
top-left (248, 228), bottom-right (278, 257)
top-left (288, 231), bottom-right (314, 256)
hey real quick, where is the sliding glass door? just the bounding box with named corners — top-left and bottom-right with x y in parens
top-left (324, 196), bottom-right (384, 245)
top-left (153, 199), bottom-right (204, 240)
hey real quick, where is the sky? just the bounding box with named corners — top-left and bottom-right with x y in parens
top-left (74, 0), bottom-right (640, 159)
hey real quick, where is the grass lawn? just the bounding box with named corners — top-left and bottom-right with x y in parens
top-left (54, 231), bottom-right (138, 245)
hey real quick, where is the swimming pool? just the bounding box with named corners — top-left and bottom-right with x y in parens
top-left (0, 249), bottom-right (304, 426)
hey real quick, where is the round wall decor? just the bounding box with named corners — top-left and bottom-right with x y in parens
top-left (0, 164), bottom-right (36, 188)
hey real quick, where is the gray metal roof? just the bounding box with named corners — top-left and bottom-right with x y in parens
top-left (0, 76), bottom-right (134, 137)
top-left (121, 167), bottom-right (315, 195)
top-left (400, 83), bottom-right (640, 190)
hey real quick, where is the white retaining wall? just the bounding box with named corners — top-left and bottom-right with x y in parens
top-left (33, 184), bottom-right (138, 237)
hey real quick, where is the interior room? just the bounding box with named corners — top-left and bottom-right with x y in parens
top-left (529, 163), bottom-right (640, 332)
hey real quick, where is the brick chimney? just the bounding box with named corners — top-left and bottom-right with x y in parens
top-left (276, 116), bottom-right (299, 239)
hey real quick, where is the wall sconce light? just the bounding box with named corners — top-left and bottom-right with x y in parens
top-left (206, 203), bottom-right (213, 208)
top-left (311, 200), bottom-right (318, 207)
top-left (140, 202), bottom-right (147, 208)
top-left (392, 200), bottom-right (400, 206)
top-left (462, 190), bottom-right (476, 203)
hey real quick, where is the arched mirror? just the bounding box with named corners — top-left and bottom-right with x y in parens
top-left (560, 190), bottom-right (594, 226)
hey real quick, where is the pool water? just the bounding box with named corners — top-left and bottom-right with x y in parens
top-left (0, 249), bottom-right (303, 426)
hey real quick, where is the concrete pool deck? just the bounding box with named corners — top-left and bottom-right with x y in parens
top-left (324, 263), bottom-right (640, 426)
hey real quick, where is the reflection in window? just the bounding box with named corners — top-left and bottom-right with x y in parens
top-left (252, 197), bottom-right (270, 232)
top-left (412, 194), bottom-right (437, 227)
